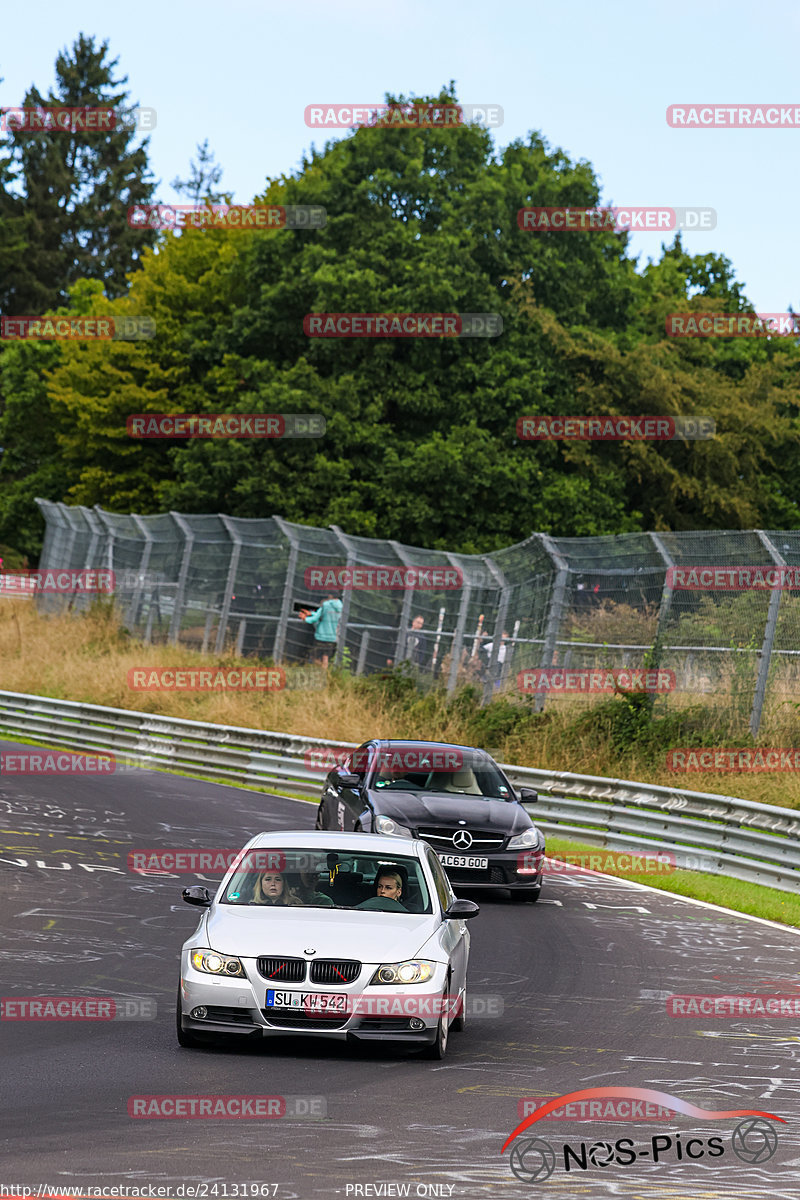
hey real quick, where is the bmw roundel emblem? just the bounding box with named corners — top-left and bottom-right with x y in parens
top-left (304, 948), bottom-right (316, 955)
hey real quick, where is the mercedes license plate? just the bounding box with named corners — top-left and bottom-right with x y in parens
top-left (438, 854), bottom-right (489, 869)
top-left (265, 990), bottom-right (347, 1011)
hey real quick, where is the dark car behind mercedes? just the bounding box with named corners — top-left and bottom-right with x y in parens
top-left (314, 739), bottom-right (544, 901)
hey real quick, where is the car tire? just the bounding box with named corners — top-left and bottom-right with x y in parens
top-left (176, 987), bottom-right (203, 1048)
top-left (314, 803), bottom-right (326, 830)
top-left (421, 987), bottom-right (450, 1060)
top-left (511, 887), bottom-right (541, 903)
top-left (451, 985), bottom-right (466, 1032)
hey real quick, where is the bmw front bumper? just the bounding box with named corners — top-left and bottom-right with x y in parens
top-left (179, 952), bottom-right (451, 1044)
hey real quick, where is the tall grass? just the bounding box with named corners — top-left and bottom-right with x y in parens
top-left (1, 599), bottom-right (799, 810)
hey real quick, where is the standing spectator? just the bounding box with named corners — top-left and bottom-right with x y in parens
top-left (300, 592), bottom-right (343, 668)
top-left (406, 615), bottom-right (429, 669)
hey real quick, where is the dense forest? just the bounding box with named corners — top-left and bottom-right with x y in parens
top-left (1, 37), bottom-right (799, 562)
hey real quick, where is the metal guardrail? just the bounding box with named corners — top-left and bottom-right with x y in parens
top-left (0, 689), bottom-right (798, 896)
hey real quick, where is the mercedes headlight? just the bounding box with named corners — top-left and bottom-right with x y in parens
top-left (374, 814), bottom-right (413, 837)
top-left (191, 949), bottom-right (245, 977)
top-left (370, 960), bottom-right (435, 985)
top-left (508, 828), bottom-right (541, 850)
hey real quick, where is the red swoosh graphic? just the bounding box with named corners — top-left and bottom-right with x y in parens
top-left (501, 1086), bottom-right (785, 1153)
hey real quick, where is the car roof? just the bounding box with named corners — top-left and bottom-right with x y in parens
top-left (371, 738), bottom-right (489, 756)
top-left (245, 830), bottom-right (429, 856)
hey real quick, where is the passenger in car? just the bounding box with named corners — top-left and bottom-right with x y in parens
top-left (296, 868), bottom-right (335, 907)
top-left (253, 870), bottom-right (303, 906)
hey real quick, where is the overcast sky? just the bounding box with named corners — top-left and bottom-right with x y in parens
top-left (4, 0), bottom-right (798, 312)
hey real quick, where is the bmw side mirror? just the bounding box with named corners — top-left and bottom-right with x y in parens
top-left (338, 772), bottom-right (362, 788)
top-left (444, 899), bottom-right (480, 920)
top-left (182, 885), bottom-right (213, 907)
top-left (519, 787), bottom-right (538, 804)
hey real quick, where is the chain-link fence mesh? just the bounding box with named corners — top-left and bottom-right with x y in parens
top-left (31, 500), bottom-right (800, 733)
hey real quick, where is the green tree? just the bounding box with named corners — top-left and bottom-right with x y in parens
top-left (0, 34), bottom-right (157, 314)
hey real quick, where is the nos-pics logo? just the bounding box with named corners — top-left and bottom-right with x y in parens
top-left (502, 1087), bottom-right (783, 1183)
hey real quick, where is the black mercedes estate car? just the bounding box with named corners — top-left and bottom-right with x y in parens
top-left (314, 739), bottom-right (544, 901)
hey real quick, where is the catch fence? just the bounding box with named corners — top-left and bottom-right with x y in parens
top-left (31, 500), bottom-right (800, 733)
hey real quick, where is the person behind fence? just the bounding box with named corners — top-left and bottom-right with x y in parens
top-left (406, 614), bottom-right (428, 668)
top-left (299, 591), bottom-right (343, 668)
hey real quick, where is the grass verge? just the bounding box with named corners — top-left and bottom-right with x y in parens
top-left (546, 836), bottom-right (800, 929)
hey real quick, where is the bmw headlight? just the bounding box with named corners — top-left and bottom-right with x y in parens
top-left (374, 814), bottom-right (412, 837)
top-left (191, 949), bottom-right (245, 977)
top-left (507, 828), bottom-right (541, 850)
top-left (370, 960), bottom-right (435, 985)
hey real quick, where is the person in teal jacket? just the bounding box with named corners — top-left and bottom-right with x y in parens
top-left (300, 592), bottom-right (343, 668)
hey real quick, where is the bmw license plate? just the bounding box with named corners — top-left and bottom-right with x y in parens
top-left (438, 854), bottom-right (489, 869)
top-left (266, 990), bottom-right (347, 1011)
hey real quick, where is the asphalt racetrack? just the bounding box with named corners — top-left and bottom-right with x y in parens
top-left (2, 738), bottom-right (799, 1198)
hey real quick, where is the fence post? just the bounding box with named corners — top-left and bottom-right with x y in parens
top-left (168, 513), bottom-right (194, 646)
top-left (356, 630), bottom-right (370, 675)
top-left (750, 531), bottom-right (786, 738)
top-left (214, 515), bottom-right (243, 654)
top-left (649, 532), bottom-right (677, 710)
top-left (533, 534), bottom-right (570, 713)
top-left (389, 540), bottom-right (415, 664)
top-left (330, 526), bottom-right (357, 667)
top-left (272, 516), bottom-right (300, 664)
top-left (73, 507), bottom-right (104, 614)
top-left (446, 552), bottom-right (471, 694)
top-left (481, 557), bottom-right (510, 704)
top-left (128, 515), bottom-right (154, 631)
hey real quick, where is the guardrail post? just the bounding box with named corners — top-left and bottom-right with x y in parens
top-left (533, 534), bottom-right (570, 712)
top-left (750, 531), bottom-right (786, 737)
top-left (272, 516), bottom-right (300, 664)
top-left (215, 515), bottom-right (243, 654)
top-left (168, 513), bottom-right (194, 646)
